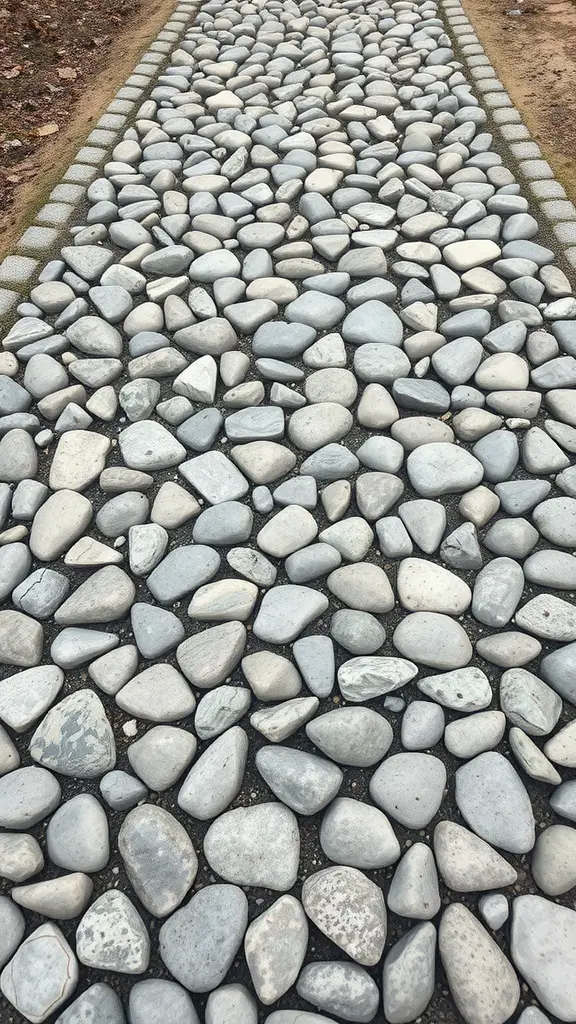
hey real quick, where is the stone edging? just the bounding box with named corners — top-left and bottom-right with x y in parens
top-left (441, 0), bottom-right (576, 274)
top-left (3, 0), bottom-right (576, 319)
top-left (0, 0), bottom-right (199, 322)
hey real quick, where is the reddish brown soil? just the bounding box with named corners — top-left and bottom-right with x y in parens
top-left (0, 0), bottom-right (181, 255)
top-left (461, 0), bottom-right (576, 203)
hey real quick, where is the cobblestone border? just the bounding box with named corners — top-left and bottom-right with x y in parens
top-left (441, 0), bottom-right (576, 271)
top-left (3, 0), bottom-right (576, 322)
top-left (0, 0), bottom-right (199, 321)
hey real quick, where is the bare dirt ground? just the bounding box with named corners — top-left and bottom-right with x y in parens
top-left (461, 0), bottom-right (576, 204)
top-left (0, 0), bottom-right (181, 258)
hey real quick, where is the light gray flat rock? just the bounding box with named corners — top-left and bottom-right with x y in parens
top-left (178, 727), bottom-right (247, 820)
top-left (256, 746), bottom-right (342, 815)
top-left (455, 752), bottom-right (535, 853)
top-left (320, 797), bottom-right (400, 870)
top-left (370, 753), bottom-right (446, 828)
top-left (159, 884), bottom-right (248, 993)
top-left (204, 803), bottom-right (299, 891)
top-left (46, 793), bottom-right (109, 872)
top-left (128, 980), bottom-right (199, 1024)
top-left (0, 923), bottom-right (79, 1023)
top-left (511, 896), bottom-right (576, 1022)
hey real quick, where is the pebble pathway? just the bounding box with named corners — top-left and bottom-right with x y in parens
top-left (0, 0), bottom-right (575, 1021)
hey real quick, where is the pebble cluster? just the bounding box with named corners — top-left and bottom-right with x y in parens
top-left (0, 0), bottom-right (576, 1021)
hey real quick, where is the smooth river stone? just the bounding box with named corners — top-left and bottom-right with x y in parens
top-left (393, 613), bottom-right (472, 669)
top-left (204, 803), bottom-right (299, 891)
top-left (301, 866), bottom-right (386, 967)
top-left (406, 443), bottom-right (484, 497)
top-left (440, 904), bottom-right (519, 1024)
top-left (253, 586), bottom-right (329, 643)
top-left (455, 752), bottom-right (535, 853)
top-left (511, 896), bottom-right (576, 1022)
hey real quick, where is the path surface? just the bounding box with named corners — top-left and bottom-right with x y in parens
top-left (0, 1), bottom-right (576, 1022)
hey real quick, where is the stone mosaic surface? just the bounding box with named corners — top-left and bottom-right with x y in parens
top-left (0, 0), bottom-right (576, 1021)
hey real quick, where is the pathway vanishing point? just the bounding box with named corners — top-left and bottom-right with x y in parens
top-left (0, 0), bottom-right (576, 1022)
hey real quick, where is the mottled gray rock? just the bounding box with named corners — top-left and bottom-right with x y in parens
top-left (30, 689), bottom-right (115, 778)
top-left (296, 962), bottom-right (379, 1024)
top-left (0, 924), bottom-right (79, 1023)
top-left (76, 890), bottom-right (149, 973)
top-left (383, 922), bottom-right (436, 1024)
top-left (302, 866), bottom-right (386, 967)
top-left (54, 982), bottom-right (126, 1024)
top-left (159, 885), bottom-right (248, 993)
top-left (440, 904), bottom-right (520, 1024)
top-left (119, 805), bottom-right (197, 917)
top-left (337, 652), bottom-right (416, 700)
top-left (205, 803), bottom-right (299, 891)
